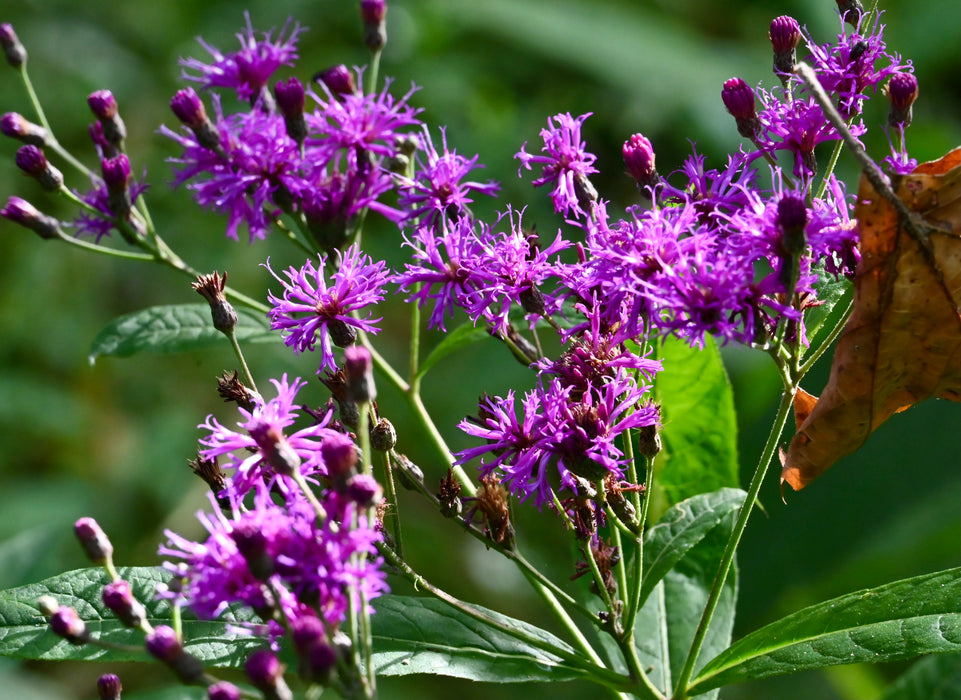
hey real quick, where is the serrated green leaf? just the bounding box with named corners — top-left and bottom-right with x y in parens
top-left (653, 336), bottom-right (739, 513)
top-left (879, 652), bottom-right (961, 700)
top-left (634, 505), bottom-right (739, 699)
top-left (371, 595), bottom-right (583, 683)
top-left (639, 488), bottom-right (746, 609)
top-left (0, 567), bottom-right (260, 667)
top-left (687, 568), bottom-right (961, 696)
top-left (415, 322), bottom-right (493, 381)
top-left (88, 304), bottom-right (277, 364)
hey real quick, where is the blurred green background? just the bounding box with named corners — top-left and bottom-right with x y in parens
top-left (1, 0), bottom-right (958, 698)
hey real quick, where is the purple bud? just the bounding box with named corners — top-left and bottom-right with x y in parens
top-left (87, 90), bottom-right (126, 146)
top-left (101, 154), bottom-right (131, 191)
top-left (274, 78), bottom-right (307, 146)
top-left (622, 133), bottom-right (658, 191)
top-left (170, 88), bottom-right (206, 129)
top-left (245, 649), bottom-right (293, 700)
top-left (721, 78), bottom-right (760, 140)
top-left (208, 682), bottom-right (242, 700)
top-left (248, 424), bottom-right (302, 477)
top-left (145, 625), bottom-right (206, 684)
top-left (347, 473), bottom-right (383, 507)
top-left (74, 517), bottom-right (114, 564)
top-left (777, 195), bottom-right (808, 254)
top-left (87, 90), bottom-right (118, 119)
top-left (1, 112), bottom-right (48, 146)
top-left (2, 196), bottom-right (62, 239)
top-left (96, 673), bottom-right (122, 700)
top-left (15, 145), bottom-right (63, 191)
top-left (887, 72), bottom-right (918, 128)
top-left (50, 606), bottom-right (90, 645)
top-left (0, 23), bottom-right (27, 68)
top-left (320, 431), bottom-right (359, 479)
top-left (230, 521), bottom-right (274, 581)
top-left (102, 580), bottom-right (147, 628)
top-left (343, 345), bottom-right (375, 403)
top-left (360, 0), bottom-right (388, 52)
top-left (313, 64), bottom-right (357, 97)
top-left (89, 121), bottom-right (111, 151)
top-left (769, 16), bottom-right (800, 77)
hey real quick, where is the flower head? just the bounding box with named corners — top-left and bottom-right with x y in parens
top-left (180, 12), bottom-right (304, 103)
top-left (516, 112), bottom-right (599, 219)
top-left (266, 244), bottom-right (389, 373)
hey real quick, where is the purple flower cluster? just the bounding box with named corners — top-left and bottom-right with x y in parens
top-left (163, 374), bottom-right (387, 641)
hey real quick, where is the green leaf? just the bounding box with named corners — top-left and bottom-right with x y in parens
top-left (634, 503), bottom-right (739, 698)
top-left (804, 264), bottom-right (852, 348)
top-left (88, 304), bottom-right (277, 364)
top-left (371, 595), bottom-right (584, 683)
top-left (687, 568), bottom-right (961, 696)
top-left (879, 653), bottom-right (961, 700)
top-left (639, 488), bottom-right (746, 609)
top-left (415, 321), bottom-right (493, 381)
top-left (0, 567), bottom-right (260, 666)
top-left (653, 335), bottom-right (739, 513)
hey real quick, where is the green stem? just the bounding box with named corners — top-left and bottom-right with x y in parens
top-left (379, 451), bottom-right (403, 557)
top-left (800, 294), bottom-right (853, 376)
top-left (621, 455), bottom-right (654, 649)
top-left (226, 328), bottom-right (258, 395)
top-left (672, 386), bottom-right (797, 699)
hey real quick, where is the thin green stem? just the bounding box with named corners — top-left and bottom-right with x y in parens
top-left (226, 329), bottom-right (258, 395)
top-left (379, 451), bottom-right (403, 557)
top-left (621, 455), bottom-right (654, 647)
top-left (54, 230), bottom-right (155, 261)
top-left (672, 386), bottom-right (797, 699)
top-left (800, 294), bottom-right (853, 376)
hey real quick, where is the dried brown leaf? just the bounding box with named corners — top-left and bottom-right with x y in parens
top-left (782, 148), bottom-right (961, 491)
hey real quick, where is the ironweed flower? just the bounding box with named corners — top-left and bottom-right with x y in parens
top-left (180, 12), bottom-right (304, 104)
top-left (266, 244), bottom-right (389, 374)
top-left (198, 375), bottom-right (341, 499)
top-left (396, 126), bottom-right (500, 227)
top-left (516, 112), bottom-right (599, 219)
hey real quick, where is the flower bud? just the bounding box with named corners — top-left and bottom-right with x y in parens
top-left (721, 78), bottom-right (760, 140)
top-left (96, 673), bottom-right (123, 700)
top-left (74, 517), bottom-right (114, 565)
top-left (102, 154), bottom-right (132, 220)
top-left (2, 196), bottom-right (62, 239)
top-left (87, 90), bottom-right (126, 147)
top-left (208, 682), bottom-right (242, 700)
top-left (291, 615), bottom-right (336, 684)
top-left (835, 0), bottom-right (863, 26)
top-left (312, 64), bottom-right (357, 97)
top-left (360, 0), bottom-right (388, 52)
top-left (49, 605), bottom-right (90, 645)
top-left (231, 521), bottom-right (275, 581)
top-left (145, 625), bottom-right (206, 684)
top-left (777, 195), bottom-right (808, 294)
top-left (636, 423), bottom-right (662, 460)
top-left (248, 424), bottom-right (302, 477)
top-left (0, 23), bottom-right (26, 69)
top-left (217, 370), bottom-right (262, 412)
top-left (886, 72), bottom-right (918, 129)
top-left (321, 431), bottom-right (360, 480)
top-left (102, 580), bottom-right (147, 628)
top-left (1, 112), bottom-right (48, 146)
top-left (369, 417), bottom-right (396, 451)
top-left (274, 78), bottom-right (307, 146)
top-left (15, 145), bottom-right (63, 191)
top-left (192, 271), bottom-right (238, 335)
top-left (346, 473), bottom-right (382, 507)
top-left (245, 649), bottom-right (293, 700)
top-left (622, 133), bottom-right (659, 192)
top-left (343, 345), bottom-right (375, 403)
top-left (170, 88), bottom-right (223, 153)
top-left (769, 16), bottom-right (800, 79)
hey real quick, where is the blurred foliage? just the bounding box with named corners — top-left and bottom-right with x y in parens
top-left (0, 0), bottom-right (958, 698)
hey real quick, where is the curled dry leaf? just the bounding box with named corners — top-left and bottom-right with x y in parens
top-left (782, 147), bottom-right (961, 491)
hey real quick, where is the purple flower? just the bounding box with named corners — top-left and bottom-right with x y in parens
top-left (395, 215), bottom-right (494, 331)
top-left (306, 68), bottom-right (422, 166)
top-left (462, 207), bottom-right (570, 333)
top-left (457, 372), bottom-right (658, 506)
top-left (180, 12), bottom-right (304, 103)
top-left (159, 484), bottom-right (387, 628)
top-left (160, 96), bottom-right (305, 241)
top-left (516, 112), bottom-right (599, 219)
top-left (266, 244), bottom-right (389, 373)
top-left (198, 374), bottom-right (340, 499)
top-left (802, 13), bottom-right (911, 119)
top-left (661, 149), bottom-right (758, 224)
top-left (71, 169), bottom-right (149, 243)
top-left (397, 126), bottom-right (500, 226)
